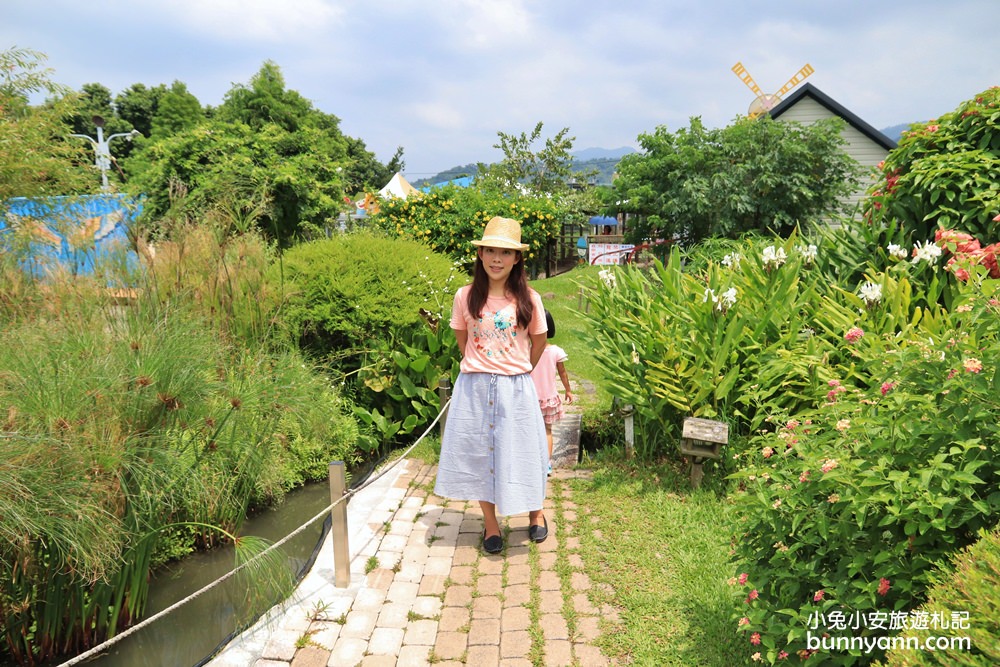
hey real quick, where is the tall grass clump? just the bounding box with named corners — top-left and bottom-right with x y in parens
top-left (0, 224), bottom-right (360, 665)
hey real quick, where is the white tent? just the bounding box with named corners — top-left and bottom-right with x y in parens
top-left (378, 172), bottom-right (419, 199)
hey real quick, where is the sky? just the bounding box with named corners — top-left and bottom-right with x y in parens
top-left (3, 0), bottom-right (998, 181)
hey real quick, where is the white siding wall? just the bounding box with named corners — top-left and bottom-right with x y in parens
top-left (775, 97), bottom-right (889, 218)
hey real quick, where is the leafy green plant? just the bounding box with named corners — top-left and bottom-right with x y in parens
top-left (728, 286), bottom-right (1000, 666)
top-left (863, 86), bottom-right (1000, 242)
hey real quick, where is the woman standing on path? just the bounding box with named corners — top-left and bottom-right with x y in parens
top-left (434, 216), bottom-right (550, 554)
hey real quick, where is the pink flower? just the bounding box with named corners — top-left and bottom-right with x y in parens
top-left (845, 327), bottom-right (864, 344)
top-left (752, 651), bottom-right (762, 662)
top-left (748, 589), bottom-right (759, 601)
top-left (813, 590), bottom-right (825, 601)
top-left (880, 381), bottom-right (896, 395)
top-left (772, 499), bottom-right (782, 509)
top-left (827, 493), bottom-right (840, 503)
top-left (762, 446), bottom-right (774, 459)
top-left (739, 572), bottom-right (749, 585)
top-left (927, 124), bottom-right (939, 132)
top-left (750, 632), bottom-right (761, 645)
top-left (739, 616), bottom-right (750, 626)
top-left (778, 651), bottom-right (789, 660)
top-left (786, 419), bottom-right (801, 429)
top-left (994, 213), bottom-right (1000, 222)
top-left (821, 459), bottom-right (839, 473)
top-left (878, 577), bottom-right (891, 596)
top-left (835, 419), bottom-right (850, 431)
top-left (947, 368), bottom-right (958, 380)
top-left (799, 470), bottom-right (811, 483)
top-left (964, 358), bottom-right (983, 374)
top-left (827, 379), bottom-right (841, 387)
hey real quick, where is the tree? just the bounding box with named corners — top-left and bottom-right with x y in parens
top-left (477, 121), bottom-right (583, 196)
top-left (115, 82), bottom-right (167, 138)
top-left (614, 115), bottom-right (860, 246)
top-left (0, 47), bottom-right (92, 199)
top-left (150, 81), bottom-right (203, 138)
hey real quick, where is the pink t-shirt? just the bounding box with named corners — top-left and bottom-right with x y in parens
top-left (530, 344), bottom-right (568, 402)
top-left (450, 285), bottom-right (547, 375)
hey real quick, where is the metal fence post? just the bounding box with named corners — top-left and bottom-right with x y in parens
top-left (438, 376), bottom-right (450, 439)
top-left (328, 461), bottom-right (350, 588)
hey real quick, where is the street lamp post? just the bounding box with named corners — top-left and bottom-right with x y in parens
top-left (70, 115), bottom-right (140, 191)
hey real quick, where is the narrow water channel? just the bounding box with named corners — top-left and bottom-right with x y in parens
top-left (82, 482), bottom-right (333, 667)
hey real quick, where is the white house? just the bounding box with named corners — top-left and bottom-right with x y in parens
top-left (768, 82), bottom-right (897, 217)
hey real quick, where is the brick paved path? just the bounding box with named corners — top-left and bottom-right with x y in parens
top-left (263, 461), bottom-right (613, 667)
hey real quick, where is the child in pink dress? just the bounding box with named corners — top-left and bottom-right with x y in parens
top-left (530, 310), bottom-right (574, 474)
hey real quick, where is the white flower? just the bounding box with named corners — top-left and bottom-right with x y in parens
top-left (722, 252), bottom-right (741, 268)
top-left (911, 240), bottom-right (942, 264)
top-left (721, 288), bottom-right (737, 309)
top-left (799, 244), bottom-right (818, 264)
top-left (631, 343), bottom-right (640, 365)
top-left (599, 268), bottom-right (617, 289)
top-left (887, 243), bottom-right (908, 260)
top-left (761, 245), bottom-right (787, 269)
top-left (703, 288), bottom-right (716, 304)
top-left (859, 281), bottom-right (882, 305)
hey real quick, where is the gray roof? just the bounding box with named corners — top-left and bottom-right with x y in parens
top-left (768, 82), bottom-right (897, 151)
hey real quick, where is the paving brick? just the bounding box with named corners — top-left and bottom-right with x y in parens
top-left (500, 629), bottom-right (531, 660)
top-left (308, 620), bottom-right (341, 649)
top-left (365, 568), bottom-right (395, 591)
top-left (543, 639), bottom-right (574, 667)
top-left (290, 646), bottom-right (330, 667)
top-left (467, 616), bottom-right (501, 645)
top-left (477, 556), bottom-right (504, 575)
top-left (340, 610), bottom-right (378, 639)
top-left (477, 574), bottom-right (503, 595)
top-left (375, 602), bottom-right (411, 629)
top-left (571, 571), bottom-right (592, 591)
top-left (539, 590), bottom-right (564, 614)
top-left (447, 564), bottom-right (474, 585)
top-left (354, 587), bottom-right (388, 611)
top-left (575, 615), bottom-right (601, 642)
top-left (540, 613), bottom-right (569, 641)
top-left (471, 595), bottom-right (502, 619)
top-left (538, 552), bottom-right (557, 570)
top-left (438, 606), bottom-right (470, 632)
top-left (500, 605), bottom-right (531, 632)
top-left (537, 570), bottom-right (561, 591)
top-left (387, 579), bottom-right (420, 605)
top-left (425, 555), bottom-right (453, 575)
top-left (403, 618), bottom-right (439, 645)
top-left (502, 583), bottom-right (530, 607)
top-left (452, 544), bottom-right (479, 565)
top-left (359, 656), bottom-right (396, 667)
top-left (443, 583), bottom-right (472, 607)
top-left (261, 630), bottom-right (300, 661)
top-left (396, 644), bottom-right (432, 667)
top-left (417, 574), bottom-right (449, 596)
top-left (367, 627), bottom-right (404, 655)
top-left (411, 595), bottom-right (443, 619)
top-left (506, 563), bottom-right (531, 586)
top-left (328, 636), bottom-right (367, 667)
top-left (465, 644), bottom-right (500, 665)
top-left (433, 631), bottom-right (468, 661)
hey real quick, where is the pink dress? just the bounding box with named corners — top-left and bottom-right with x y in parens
top-left (531, 344), bottom-right (568, 424)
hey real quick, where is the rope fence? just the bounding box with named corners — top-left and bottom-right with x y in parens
top-left (59, 396), bottom-right (451, 667)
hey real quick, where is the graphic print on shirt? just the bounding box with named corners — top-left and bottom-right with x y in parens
top-left (472, 305), bottom-right (518, 358)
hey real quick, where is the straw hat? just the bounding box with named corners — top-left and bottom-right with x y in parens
top-left (471, 216), bottom-right (529, 251)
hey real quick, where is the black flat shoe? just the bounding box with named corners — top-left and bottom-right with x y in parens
top-left (528, 516), bottom-right (548, 544)
top-left (483, 531), bottom-right (504, 554)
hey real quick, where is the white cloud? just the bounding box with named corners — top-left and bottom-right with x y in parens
top-left (164, 0), bottom-right (345, 42)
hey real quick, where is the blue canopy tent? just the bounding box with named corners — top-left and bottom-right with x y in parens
top-left (589, 215), bottom-right (619, 227)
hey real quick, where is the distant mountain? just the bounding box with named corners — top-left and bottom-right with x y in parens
top-left (880, 123), bottom-right (916, 144)
top-left (571, 146), bottom-right (636, 161)
top-left (411, 147), bottom-right (636, 188)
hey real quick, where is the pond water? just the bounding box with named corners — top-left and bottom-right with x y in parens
top-left (82, 482), bottom-right (332, 667)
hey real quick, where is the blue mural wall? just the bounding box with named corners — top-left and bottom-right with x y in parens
top-left (0, 194), bottom-right (141, 277)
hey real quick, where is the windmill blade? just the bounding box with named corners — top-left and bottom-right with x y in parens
top-left (731, 62), bottom-right (763, 97)
top-left (775, 63), bottom-right (814, 97)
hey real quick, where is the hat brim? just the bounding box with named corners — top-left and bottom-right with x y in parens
top-left (472, 238), bottom-right (529, 251)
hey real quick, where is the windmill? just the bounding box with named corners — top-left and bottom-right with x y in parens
top-left (732, 62), bottom-right (814, 117)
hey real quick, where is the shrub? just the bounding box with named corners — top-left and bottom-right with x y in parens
top-left (878, 529), bottom-right (1000, 666)
top-left (270, 231), bottom-right (459, 364)
top-left (863, 86), bottom-right (1000, 243)
top-left (728, 288), bottom-right (1000, 666)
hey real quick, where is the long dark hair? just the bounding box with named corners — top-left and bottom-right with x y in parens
top-left (468, 250), bottom-right (534, 329)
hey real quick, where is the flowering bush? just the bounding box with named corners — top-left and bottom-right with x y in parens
top-left (367, 183), bottom-right (562, 271)
top-left (728, 289), bottom-right (1000, 665)
top-left (863, 86), bottom-right (1000, 242)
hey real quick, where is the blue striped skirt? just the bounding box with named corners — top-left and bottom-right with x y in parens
top-left (434, 372), bottom-right (548, 516)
